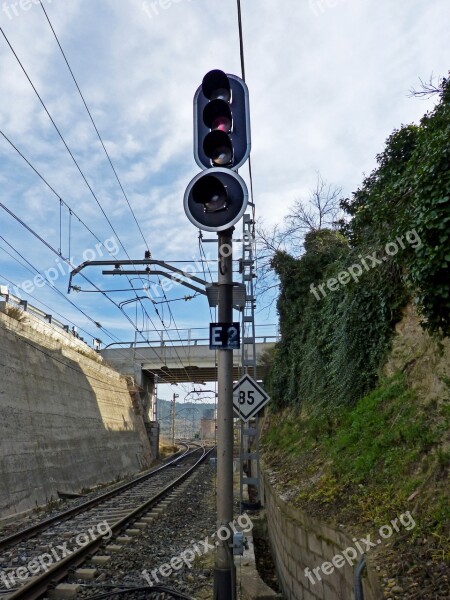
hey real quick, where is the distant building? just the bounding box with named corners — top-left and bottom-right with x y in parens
top-left (200, 408), bottom-right (216, 440)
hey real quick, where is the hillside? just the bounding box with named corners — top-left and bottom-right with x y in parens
top-left (261, 77), bottom-right (450, 599)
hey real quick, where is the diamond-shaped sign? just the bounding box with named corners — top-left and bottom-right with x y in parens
top-left (233, 375), bottom-right (270, 422)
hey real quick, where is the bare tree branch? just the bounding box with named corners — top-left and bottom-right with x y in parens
top-left (408, 73), bottom-right (447, 99)
top-left (286, 173), bottom-right (343, 237)
top-left (254, 173), bottom-right (344, 310)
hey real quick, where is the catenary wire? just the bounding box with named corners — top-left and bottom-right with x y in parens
top-left (0, 241), bottom-right (183, 389)
top-left (35, 9), bottom-right (198, 384)
top-left (0, 28), bottom-right (192, 379)
top-left (39, 1), bottom-right (151, 256)
top-left (0, 203), bottom-right (185, 387)
top-left (0, 125), bottom-right (192, 382)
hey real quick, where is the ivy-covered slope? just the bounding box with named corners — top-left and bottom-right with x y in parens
top-left (266, 77), bottom-right (450, 412)
top-left (261, 77), bottom-right (450, 600)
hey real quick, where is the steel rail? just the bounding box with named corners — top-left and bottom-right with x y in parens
top-left (6, 446), bottom-right (214, 600)
top-left (0, 445), bottom-right (195, 551)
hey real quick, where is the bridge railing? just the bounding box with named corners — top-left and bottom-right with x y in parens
top-left (0, 286), bottom-right (100, 349)
top-left (103, 325), bottom-right (280, 349)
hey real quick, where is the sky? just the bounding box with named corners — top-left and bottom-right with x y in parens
top-left (0, 0), bottom-right (448, 400)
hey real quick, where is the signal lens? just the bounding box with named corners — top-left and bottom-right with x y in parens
top-left (211, 145), bottom-right (233, 166)
top-left (203, 99), bottom-right (232, 131)
top-left (212, 116), bottom-right (231, 132)
top-left (192, 175), bottom-right (228, 213)
top-left (202, 70), bottom-right (231, 101)
top-left (210, 87), bottom-right (231, 102)
top-left (204, 130), bottom-right (233, 166)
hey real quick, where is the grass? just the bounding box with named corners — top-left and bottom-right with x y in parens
top-left (262, 374), bottom-right (449, 539)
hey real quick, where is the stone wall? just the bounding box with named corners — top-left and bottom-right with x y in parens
top-left (0, 309), bottom-right (153, 519)
top-left (261, 471), bottom-right (382, 600)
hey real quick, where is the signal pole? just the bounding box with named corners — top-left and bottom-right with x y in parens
top-left (184, 68), bottom-right (251, 600)
top-left (214, 227), bottom-right (236, 599)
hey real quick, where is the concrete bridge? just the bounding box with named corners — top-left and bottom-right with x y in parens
top-left (100, 327), bottom-right (278, 388)
top-left (100, 326), bottom-right (278, 452)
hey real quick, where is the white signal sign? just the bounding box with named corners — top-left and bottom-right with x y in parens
top-left (233, 375), bottom-right (270, 422)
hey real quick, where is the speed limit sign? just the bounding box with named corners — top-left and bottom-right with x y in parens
top-left (233, 375), bottom-right (270, 421)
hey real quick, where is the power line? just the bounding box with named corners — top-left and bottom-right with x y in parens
top-left (37, 5), bottom-right (197, 376)
top-left (39, 2), bottom-right (151, 256)
top-left (0, 130), bottom-right (115, 258)
top-left (0, 266), bottom-right (181, 391)
top-left (0, 23), bottom-right (208, 391)
top-left (0, 234), bottom-right (103, 332)
top-left (0, 27), bottom-right (160, 344)
top-left (236, 0), bottom-right (256, 243)
top-left (0, 128), bottom-right (189, 380)
top-left (0, 202), bottom-right (183, 386)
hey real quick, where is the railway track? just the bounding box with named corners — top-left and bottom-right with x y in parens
top-left (0, 444), bottom-right (214, 600)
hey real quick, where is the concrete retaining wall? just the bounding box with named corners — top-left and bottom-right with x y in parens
top-left (261, 471), bottom-right (382, 600)
top-left (0, 310), bottom-right (153, 519)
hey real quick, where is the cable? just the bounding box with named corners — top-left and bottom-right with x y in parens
top-left (0, 27), bottom-right (205, 389)
top-left (236, 0), bottom-right (246, 82)
top-left (59, 198), bottom-right (62, 255)
top-left (0, 27), bottom-right (129, 258)
top-left (0, 268), bottom-right (181, 392)
top-left (236, 0), bottom-right (256, 238)
top-left (0, 29), bottom-right (162, 356)
top-left (0, 205), bottom-right (182, 387)
top-left (36, 9), bottom-right (198, 384)
top-left (0, 130), bottom-right (116, 258)
top-left (0, 131), bottom-right (190, 380)
top-left (39, 2), bottom-right (151, 256)
top-left (0, 199), bottom-right (190, 390)
top-left (0, 227), bottom-right (102, 330)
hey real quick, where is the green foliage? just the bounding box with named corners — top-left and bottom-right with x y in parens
top-left (342, 77), bottom-right (450, 336)
top-left (267, 229), bottom-right (406, 409)
top-left (267, 76), bottom-right (450, 411)
top-left (263, 375), bottom-right (449, 533)
top-left (328, 375), bottom-right (436, 484)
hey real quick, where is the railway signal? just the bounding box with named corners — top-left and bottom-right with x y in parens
top-left (184, 70), bottom-right (251, 232)
top-left (184, 69), bottom-right (253, 599)
top-left (194, 69), bottom-right (251, 171)
top-left (183, 167), bottom-right (248, 232)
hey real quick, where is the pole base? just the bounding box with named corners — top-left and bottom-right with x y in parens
top-left (213, 567), bottom-right (234, 599)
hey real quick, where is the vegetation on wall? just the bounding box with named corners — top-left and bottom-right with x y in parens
top-left (265, 76), bottom-right (450, 411)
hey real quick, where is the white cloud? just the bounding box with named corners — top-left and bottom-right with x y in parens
top-left (0, 0), bottom-right (448, 369)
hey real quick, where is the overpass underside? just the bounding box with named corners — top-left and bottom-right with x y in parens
top-left (100, 341), bottom-right (275, 387)
top-left (146, 364), bottom-right (269, 385)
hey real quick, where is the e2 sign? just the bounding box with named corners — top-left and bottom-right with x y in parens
top-left (209, 322), bottom-right (240, 350)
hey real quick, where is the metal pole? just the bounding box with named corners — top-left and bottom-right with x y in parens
top-left (214, 228), bottom-right (236, 599)
top-left (171, 393), bottom-right (177, 446)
